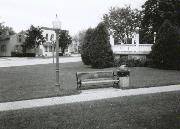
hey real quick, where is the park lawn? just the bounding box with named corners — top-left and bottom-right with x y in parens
top-left (0, 91), bottom-right (180, 129)
top-left (0, 61), bottom-right (180, 102)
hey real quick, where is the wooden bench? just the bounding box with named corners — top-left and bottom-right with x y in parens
top-left (76, 70), bottom-right (119, 89)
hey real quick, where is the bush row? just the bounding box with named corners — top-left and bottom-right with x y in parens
top-left (114, 56), bottom-right (149, 67)
top-left (11, 52), bottom-right (36, 57)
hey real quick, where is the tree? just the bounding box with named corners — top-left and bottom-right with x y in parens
top-left (58, 30), bottom-right (72, 54)
top-left (103, 6), bottom-right (141, 43)
top-left (140, 0), bottom-right (179, 44)
top-left (81, 28), bottom-right (94, 65)
top-left (150, 20), bottom-right (180, 69)
top-left (90, 22), bottom-right (114, 68)
top-left (0, 23), bottom-right (15, 40)
top-left (24, 25), bottom-right (45, 51)
top-left (72, 30), bottom-right (86, 53)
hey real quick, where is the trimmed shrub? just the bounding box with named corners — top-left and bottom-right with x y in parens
top-left (90, 22), bottom-right (114, 68)
top-left (150, 19), bottom-right (180, 70)
top-left (81, 28), bottom-right (94, 65)
top-left (127, 58), bottom-right (147, 67)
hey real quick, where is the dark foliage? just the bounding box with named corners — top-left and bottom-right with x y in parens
top-left (103, 6), bottom-right (141, 43)
top-left (24, 25), bottom-right (45, 50)
top-left (11, 52), bottom-right (36, 57)
top-left (0, 23), bottom-right (15, 37)
top-left (90, 22), bottom-right (114, 68)
top-left (81, 23), bottom-right (114, 68)
top-left (58, 30), bottom-right (72, 54)
top-left (81, 28), bottom-right (94, 65)
top-left (140, 0), bottom-right (180, 44)
top-left (114, 56), bottom-right (148, 67)
top-left (150, 20), bottom-right (180, 69)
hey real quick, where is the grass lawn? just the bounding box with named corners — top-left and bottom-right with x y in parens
top-left (0, 61), bottom-right (180, 102)
top-left (0, 91), bottom-right (179, 129)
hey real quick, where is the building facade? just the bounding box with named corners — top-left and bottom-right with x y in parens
top-left (0, 27), bottom-right (60, 57)
top-left (0, 32), bottom-right (25, 56)
top-left (110, 31), bottom-right (153, 59)
top-left (36, 27), bottom-right (56, 57)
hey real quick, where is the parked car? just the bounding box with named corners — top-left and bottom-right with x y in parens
top-left (59, 52), bottom-right (63, 56)
top-left (64, 51), bottom-right (71, 56)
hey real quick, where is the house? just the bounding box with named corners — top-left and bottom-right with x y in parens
top-left (36, 27), bottom-right (56, 57)
top-left (37, 27), bottom-right (72, 57)
top-left (0, 31), bottom-right (25, 57)
top-left (110, 30), bottom-right (153, 60)
top-left (0, 27), bottom-right (64, 57)
top-left (68, 40), bottom-right (80, 54)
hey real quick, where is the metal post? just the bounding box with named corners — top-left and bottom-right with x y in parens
top-left (52, 42), bottom-right (55, 64)
top-left (55, 29), bottom-right (60, 87)
top-left (154, 32), bottom-right (156, 44)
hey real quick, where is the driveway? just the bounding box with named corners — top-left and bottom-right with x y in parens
top-left (0, 56), bottom-right (81, 67)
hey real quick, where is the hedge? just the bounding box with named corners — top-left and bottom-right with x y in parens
top-left (11, 52), bottom-right (36, 57)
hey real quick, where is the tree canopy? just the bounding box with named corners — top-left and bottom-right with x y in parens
top-left (150, 19), bottom-right (180, 69)
top-left (103, 6), bottom-right (141, 43)
top-left (24, 25), bottom-right (45, 50)
top-left (58, 30), bottom-right (72, 54)
top-left (81, 28), bottom-right (94, 65)
top-left (140, 0), bottom-right (180, 44)
top-left (90, 22), bottom-right (114, 68)
top-left (72, 30), bottom-right (86, 53)
top-left (0, 23), bottom-right (15, 40)
top-left (81, 23), bottom-right (114, 68)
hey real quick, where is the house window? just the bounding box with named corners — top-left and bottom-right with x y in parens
top-left (1, 45), bottom-right (6, 52)
top-left (49, 46), bottom-right (52, 52)
top-left (53, 46), bottom-right (56, 51)
top-left (44, 46), bottom-right (48, 52)
top-left (50, 34), bottom-right (54, 41)
top-left (46, 34), bottom-right (48, 41)
top-left (18, 35), bottom-right (22, 42)
top-left (15, 45), bottom-right (19, 52)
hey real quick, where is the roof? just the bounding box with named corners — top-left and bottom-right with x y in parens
top-left (41, 27), bottom-right (55, 31)
top-left (0, 34), bottom-right (10, 41)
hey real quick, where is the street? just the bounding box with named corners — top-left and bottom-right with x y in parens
top-left (0, 56), bottom-right (81, 67)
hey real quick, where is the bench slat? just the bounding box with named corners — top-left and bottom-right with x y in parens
top-left (77, 70), bottom-right (114, 75)
top-left (81, 79), bottom-right (119, 84)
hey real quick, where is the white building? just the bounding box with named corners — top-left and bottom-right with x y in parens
top-left (37, 27), bottom-right (72, 57)
top-left (37, 27), bottom-right (56, 57)
top-left (110, 31), bottom-right (153, 59)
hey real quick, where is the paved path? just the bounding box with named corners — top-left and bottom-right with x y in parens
top-left (0, 56), bottom-right (81, 67)
top-left (0, 84), bottom-right (180, 112)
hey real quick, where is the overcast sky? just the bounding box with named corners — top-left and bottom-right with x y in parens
top-left (0, 0), bottom-right (146, 36)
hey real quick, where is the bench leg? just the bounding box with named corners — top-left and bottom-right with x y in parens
top-left (77, 82), bottom-right (82, 90)
top-left (77, 83), bottom-right (79, 89)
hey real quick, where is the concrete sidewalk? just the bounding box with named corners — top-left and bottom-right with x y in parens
top-left (0, 84), bottom-right (180, 112)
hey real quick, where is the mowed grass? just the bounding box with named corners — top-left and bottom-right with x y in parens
top-left (0, 91), bottom-right (180, 129)
top-left (0, 61), bottom-right (180, 102)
